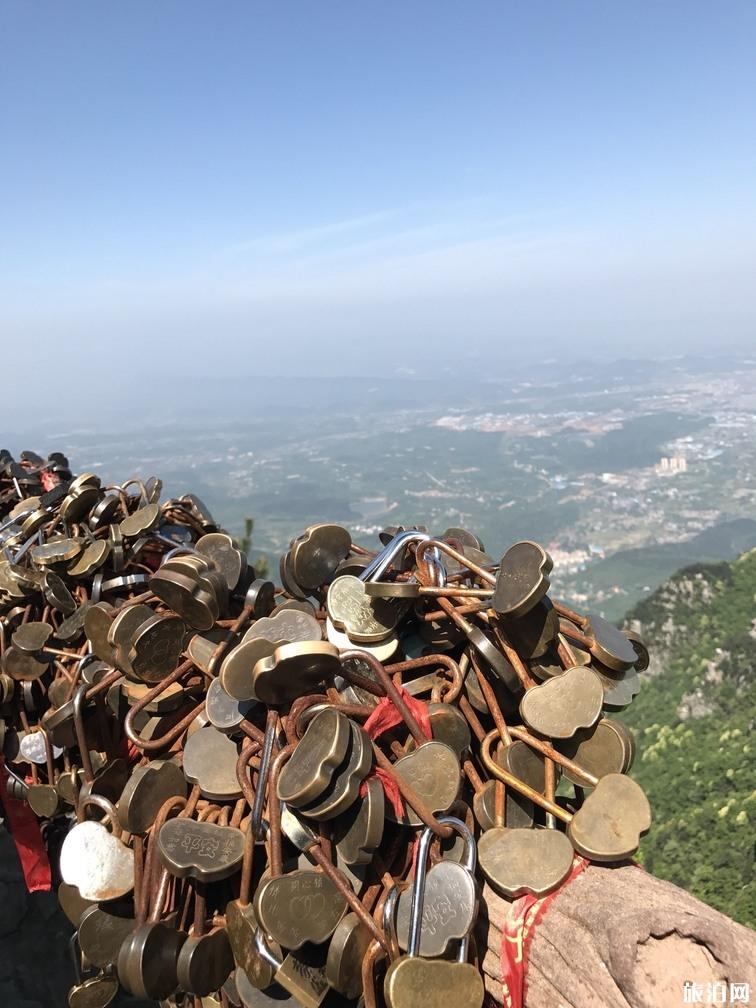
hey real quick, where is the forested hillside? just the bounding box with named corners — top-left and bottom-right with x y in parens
top-left (621, 549), bottom-right (756, 927)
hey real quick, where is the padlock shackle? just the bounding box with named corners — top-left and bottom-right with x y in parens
top-left (416, 538), bottom-right (495, 586)
top-left (72, 683), bottom-right (95, 782)
top-left (267, 744), bottom-right (294, 877)
top-left (506, 724), bottom-right (600, 788)
top-left (235, 738), bottom-right (261, 818)
top-left (79, 792), bottom-right (122, 835)
top-left (69, 932), bottom-right (84, 985)
top-left (408, 815), bottom-right (476, 961)
top-left (119, 477), bottom-right (148, 503)
top-left (360, 530), bottom-right (431, 583)
top-left (407, 817), bottom-right (445, 957)
top-left (254, 928), bottom-right (283, 971)
top-left (385, 653), bottom-right (463, 704)
top-left (251, 709), bottom-right (279, 840)
top-left (382, 885), bottom-right (402, 961)
top-left (142, 791), bottom-right (193, 924)
top-left (480, 730), bottom-right (572, 824)
top-left (289, 695), bottom-right (372, 740)
top-left (468, 649), bottom-right (513, 746)
top-left (123, 659), bottom-right (203, 752)
top-left (29, 725), bottom-right (57, 782)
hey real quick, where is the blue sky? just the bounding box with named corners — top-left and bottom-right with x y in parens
top-left (2, 1), bottom-right (755, 382)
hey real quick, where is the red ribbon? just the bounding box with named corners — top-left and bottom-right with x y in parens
top-left (359, 767), bottom-right (405, 819)
top-left (361, 687), bottom-right (432, 819)
top-left (363, 686), bottom-right (432, 742)
top-left (38, 468), bottom-right (60, 492)
top-left (499, 854), bottom-right (589, 1008)
top-left (120, 738), bottom-right (142, 765)
top-left (0, 758), bottom-right (52, 893)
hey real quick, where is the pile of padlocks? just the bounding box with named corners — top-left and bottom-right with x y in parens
top-left (0, 450), bottom-right (651, 1008)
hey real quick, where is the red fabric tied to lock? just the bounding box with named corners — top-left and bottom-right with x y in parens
top-left (359, 767), bottom-right (404, 819)
top-left (38, 468), bottom-right (60, 492)
top-left (363, 685), bottom-right (432, 743)
top-left (360, 686), bottom-right (432, 820)
top-left (0, 757), bottom-right (52, 893)
top-left (499, 855), bottom-right (589, 1008)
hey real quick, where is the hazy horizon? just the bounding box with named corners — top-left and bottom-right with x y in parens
top-left (2, 1), bottom-right (756, 408)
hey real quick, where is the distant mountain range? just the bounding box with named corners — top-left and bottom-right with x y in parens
top-left (570, 518), bottom-right (756, 620)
